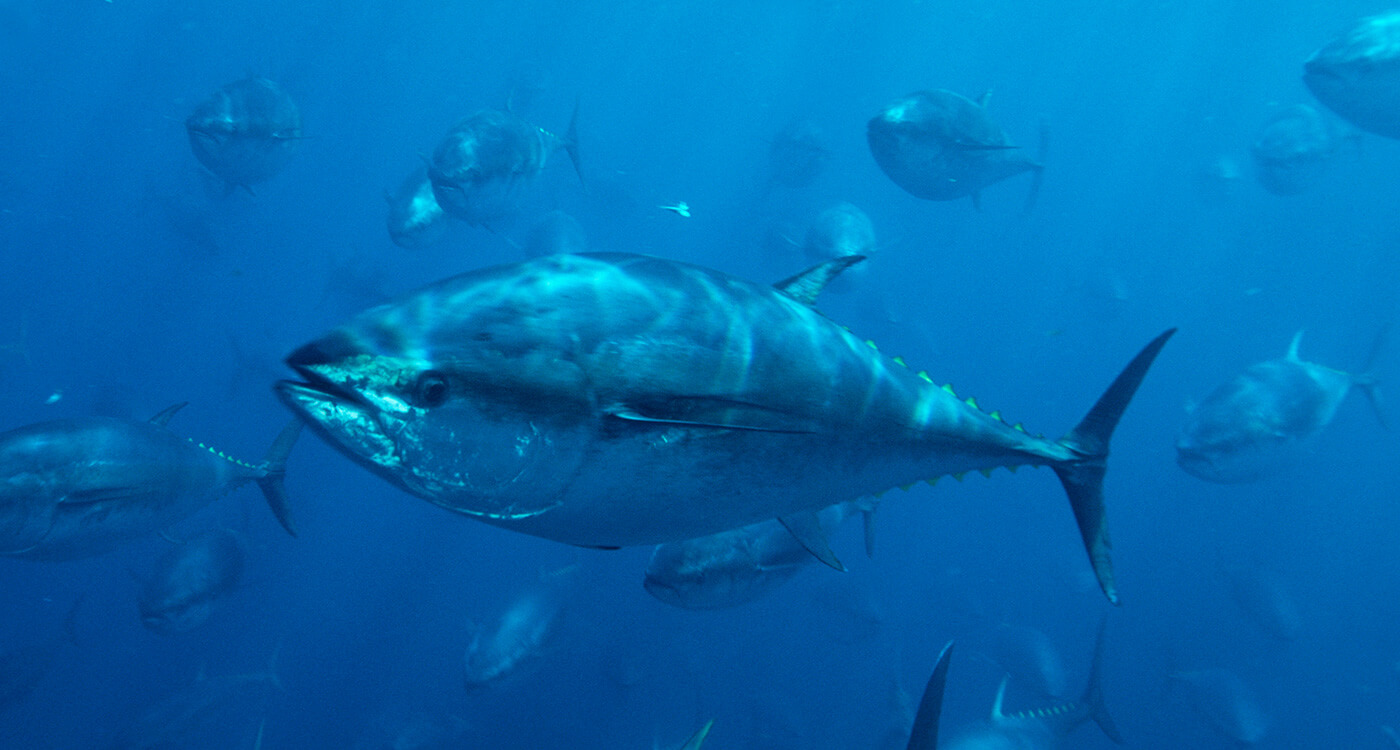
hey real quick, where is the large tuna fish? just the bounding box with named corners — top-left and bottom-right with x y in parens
top-left (186, 77), bottom-right (302, 192)
top-left (427, 106), bottom-right (581, 227)
top-left (1176, 331), bottom-right (1382, 483)
top-left (137, 528), bottom-right (245, 634)
top-left (385, 166), bottom-right (448, 249)
top-left (643, 498), bottom-right (874, 610)
top-left (276, 253), bottom-right (1173, 604)
top-left (1250, 105), bottom-right (1343, 196)
top-left (868, 90), bottom-right (1045, 209)
top-left (0, 405), bottom-right (299, 559)
top-left (462, 571), bottom-right (570, 691)
top-left (1303, 10), bottom-right (1400, 140)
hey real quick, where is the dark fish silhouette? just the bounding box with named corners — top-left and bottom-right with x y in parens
top-left (1250, 105), bottom-right (1342, 196)
top-left (137, 528), bottom-right (245, 634)
top-left (427, 106), bottom-right (581, 227)
top-left (868, 90), bottom-right (1044, 209)
top-left (1304, 10), bottom-right (1400, 139)
top-left (0, 405), bottom-right (300, 559)
top-left (186, 77), bottom-right (302, 192)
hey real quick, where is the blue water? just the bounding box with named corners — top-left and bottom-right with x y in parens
top-left (2, 1), bottom-right (1399, 748)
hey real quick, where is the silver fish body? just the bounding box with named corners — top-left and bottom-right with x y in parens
top-left (463, 585), bottom-right (562, 690)
top-left (1304, 10), bottom-right (1400, 139)
top-left (138, 528), bottom-right (245, 634)
top-left (643, 500), bottom-right (867, 609)
top-left (186, 77), bottom-right (302, 189)
top-left (427, 107), bottom-right (579, 226)
top-left (867, 90), bottom-right (1043, 206)
top-left (386, 166), bottom-right (448, 249)
top-left (1250, 104), bottom-right (1340, 196)
top-left (0, 409), bottom-right (299, 559)
top-left (277, 253), bottom-right (1172, 603)
top-left (1176, 333), bottom-right (1368, 483)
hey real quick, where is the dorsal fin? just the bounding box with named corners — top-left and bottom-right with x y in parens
top-left (773, 255), bottom-right (866, 307)
top-left (1287, 330), bottom-right (1305, 361)
top-left (149, 402), bottom-right (188, 427)
top-left (977, 89), bottom-right (993, 107)
top-left (991, 677), bottom-right (1010, 722)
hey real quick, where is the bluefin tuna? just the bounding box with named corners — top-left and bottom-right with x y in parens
top-left (276, 252), bottom-right (1173, 604)
top-left (926, 619), bottom-right (1122, 750)
top-left (386, 166), bottom-right (448, 249)
top-left (1250, 105), bottom-right (1343, 196)
top-left (427, 105), bottom-right (581, 227)
top-left (1303, 10), bottom-right (1400, 140)
top-left (137, 528), bottom-right (245, 634)
top-left (1176, 331), bottom-right (1382, 483)
top-left (766, 120), bottom-right (830, 189)
top-left (643, 498), bottom-right (875, 610)
top-left (118, 657), bottom-right (282, 750)
top-left (0, 405), bottom-right (300, 560)
top-left (1171, 668), bottom-right (1269, 746)
top-left (186, 77), bottom-right (302, 193)
top-left (462, 567), bottom-right (572, 691)
top-left (868, 90), bottom-right (1045, 209)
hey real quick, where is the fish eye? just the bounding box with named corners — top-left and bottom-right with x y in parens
top-left (414, 371), bottom-right (450, 407)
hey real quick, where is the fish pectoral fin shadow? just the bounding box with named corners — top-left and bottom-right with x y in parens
top-left (0, 502), bottom-right (58, 556)
top-left (777, 512), bottom-right (845, 571)
top-left (1051, 329), bottom-right (1176, 605)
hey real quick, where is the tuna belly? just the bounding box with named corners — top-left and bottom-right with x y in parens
top-left (480, 424), bottom-right (1035, 547)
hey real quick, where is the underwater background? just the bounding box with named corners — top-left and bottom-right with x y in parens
top-left (2, 1), bottom-right (1399, 748)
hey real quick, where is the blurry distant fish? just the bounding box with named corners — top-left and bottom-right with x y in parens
top-left (0, 405), bottom-right (300, 560)
top-left (1171, 667), bottom-right (1269, 746)
top-left (1303, 10), bottom-right (1400, 140)
top-left (802, 202), bottom-right (877, 293)
top-left (1250, 105), bottom-right (1343, 196)
top-left (463, 568), bottom-right (572, 691)
top-left (643, 498), bottom-right (875, 610)
top-left (186, 77), bottom-right (302, 193)
top-left (1219, 562), bottom-right (1302, 641)
top-left (659, 201), bottom-right (691, 218)
top-left (868, 90), bottom-right (1045, 209)
top-left (119, 657), bottom-right (282, 750)
top-left (0, 597), bottom-right (80, 714)
top-left (427, 105), bottom-right (581, 227)
top-left (766, 120), bottom-right (830, 189)
top-left (517, 209), bottom-right (587, 258)
top-left (137, 528), bottom-right (245, 634)
top-left (1193, 154), bottom-right (1246, 201)
top-left (277, 252), bottom-right (1175, 605)
top-left (352, 710), bottom-right (471, 750)
top-left (916, 618), bottom-right (1121, 750)
top-left (1176, 331), bottom-right (1383, 483)
top-left (386, 166), bottom-right (448, 249)
top-left (988, 623), bottom-right (1070, 699)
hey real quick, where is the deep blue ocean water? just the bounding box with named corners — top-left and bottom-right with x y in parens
top-left (2, 1), bottom-right (1399, 748)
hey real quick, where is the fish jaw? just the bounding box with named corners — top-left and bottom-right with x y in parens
top-left (276, 334), bottom-right (582, 523)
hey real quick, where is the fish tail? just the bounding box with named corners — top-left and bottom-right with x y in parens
top-left (1051, 329), bottom-right (1176, 605)
top-left (256, 419), bottom-right (303, 537)
top-left (564, 97), bottom-right (584, 190)
top-left (1080, 616), bottom-right (1124, 744)
top-left (906, 641), bottom-right (954, 750)
top-left (1355, 323), bottom-right (1389, 429)
top-left (1022, 119), bottom-right (1048, 213)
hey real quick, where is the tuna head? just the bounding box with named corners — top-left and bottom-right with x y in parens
top-left (275, 257), bottom-right (622, 523)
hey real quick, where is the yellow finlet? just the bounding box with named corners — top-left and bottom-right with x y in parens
top-left (925, 477), bottom-right (940, 486)
top-left (964, 396), bottom-right (979, 410)
top-left (1013, 423), bottom-right (1025, 432)
top-left (865, 339), bottom-right (878, 350)
top-left (940, 383), bottom-right (955, 394)
top-left (892, 356), bottom-right (907, 367)
top-left (900, 483), bottom-right (914, 491)
top-left (978, 468), bottom-right (994, 478)
top-left (952, 473), bottom-right (965, 482)
top-left (917, 371), bottom-right (933, 383)
top-left (989, 410), bottom-right (1002, 421)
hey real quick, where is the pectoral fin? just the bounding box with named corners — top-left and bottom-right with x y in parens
top-left (778, 511), bottom-right (845, 571)
top-left (608, 398), bottom-right (815, 434)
